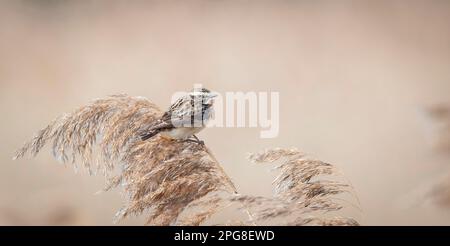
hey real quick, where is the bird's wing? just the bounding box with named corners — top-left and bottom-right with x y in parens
top-left (160, 96), bottom-right (203, 127)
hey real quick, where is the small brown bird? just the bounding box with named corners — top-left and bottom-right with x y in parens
top-left (140, 88), bottom-right (217, 144)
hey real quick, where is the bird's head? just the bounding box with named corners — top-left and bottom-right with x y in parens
top-left (190, 88), bottom-right (218, 106)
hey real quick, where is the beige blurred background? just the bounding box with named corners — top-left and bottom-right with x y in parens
top-left (1, 0), bottom-right (450, 225)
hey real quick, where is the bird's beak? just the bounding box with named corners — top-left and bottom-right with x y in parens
top-left (204, 93), bottom-right (218, 105)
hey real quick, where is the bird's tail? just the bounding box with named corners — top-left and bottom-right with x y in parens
top-left (140, 130), bottom-right (159, 141)
top-left (140, 122), bottom-right (172, 141)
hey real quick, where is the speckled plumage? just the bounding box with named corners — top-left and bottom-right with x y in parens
top-left (141, 88), bottom-right (216, 141)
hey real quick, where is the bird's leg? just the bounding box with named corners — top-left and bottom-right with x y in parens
top-left (192, 135), bottom-right (205, 145)
top-left (184, 135), bottom-right (204, 145)
top-left (192, 135), bottom-right (203, 143)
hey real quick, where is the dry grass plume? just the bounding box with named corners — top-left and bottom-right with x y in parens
top-left (15, 94), bottom-right (359, 225)
top-left (418, 104), bottom-right (450, 209)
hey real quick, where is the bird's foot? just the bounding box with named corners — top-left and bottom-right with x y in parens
top-left (183, 139), bottom-right (204, 145)
top-left (192, 135), bottom-right (205, 145)
top-left (183, 135), bottom-right (205, 145)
